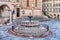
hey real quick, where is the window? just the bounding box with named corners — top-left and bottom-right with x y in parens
top-left (53, 4), bottom-right (55, 7)
top-left (59, 4), bottom-right (60, 6)
top-left (53, 0), bottom-right (59, 1)
top-left (59, 9), bottom-right (60, 12)
top-left (47, 4), bottom-right (49, 7)
top-left (47, 9), bottom-right (49, 12)
top-left (53, 4), bottom-right (59, 7)
top-left (7, 0), bottom-right (10, 2)
top-left (50, 0), bottom-right (52, 1)
top-left (53, 8), bottom-right (59, 12)
top-left (49, 3), bottom-right (52, 7)
top-left (35, 0), bottom-right (37, 7)
top-left (49, 8), bottom-right (52, 12)
top-left (16, 0), bottom-right (19, 2)
top-left (56, 4), bottom-right (59, 6)
top-left (42, 3), bottom-right (47, 7)
top-left (27, 0), bottom-right (29, 7)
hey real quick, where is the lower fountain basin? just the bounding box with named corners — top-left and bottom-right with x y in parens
top-left (14, 25), bottom-right (48, 36)
top-left (13, 20), bottom-right (49, 36)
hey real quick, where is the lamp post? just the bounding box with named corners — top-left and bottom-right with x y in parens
top-left (32, 4), bottom-right (34, 16)
top-left (8, 9), bottom-right (12, 24)
top-left (8, 9), bottom-right (14, 30)
top-left (11, 10), bottom-right (15, 31)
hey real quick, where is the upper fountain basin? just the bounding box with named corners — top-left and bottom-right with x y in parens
top-left (20, 20), bottom-right (40, 27)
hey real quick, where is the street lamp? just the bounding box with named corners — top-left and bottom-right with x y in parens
top-left (11, 10), bottom-right (15, 30)
top-left (8, 9), bottom-right (15, 30)
top-left (8, 9), bottom-right (12, 24)
top-left (32, 4), bottom-right (34, 16)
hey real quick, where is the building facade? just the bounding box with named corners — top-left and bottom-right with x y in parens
top-left (42, 0), bottom-right (60, 19)
top-left (1, 0), bottom-right (60, 19)
top-left (11, 0), bottom-right (42, 17)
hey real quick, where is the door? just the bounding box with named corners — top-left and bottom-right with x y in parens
top-left (16, 8), bottom-right (20, 17)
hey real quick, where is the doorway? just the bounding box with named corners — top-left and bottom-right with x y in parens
top-left (16, 8), bottom-right (20, 17)
top-left (57, 14), bottom-right (59, 19)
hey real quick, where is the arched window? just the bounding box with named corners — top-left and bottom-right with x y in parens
top-left (27, 0), bottom-right (29, 7)
top-left (35, 0), bottom-right (37, 7)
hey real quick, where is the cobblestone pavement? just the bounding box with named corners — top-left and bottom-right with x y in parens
top-left (0, 19), bottom-right (60, 40)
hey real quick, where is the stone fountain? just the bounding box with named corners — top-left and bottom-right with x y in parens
top-left (9, 13), bottom-right (51, 38)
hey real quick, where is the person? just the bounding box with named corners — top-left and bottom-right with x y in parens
top-left (57, 15), bottom-right (59, 19)
top-left (12, 26), bottom-right (14, 31)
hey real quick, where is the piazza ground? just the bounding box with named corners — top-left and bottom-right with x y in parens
top-left (0, 17), bottom-right (60, 40)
